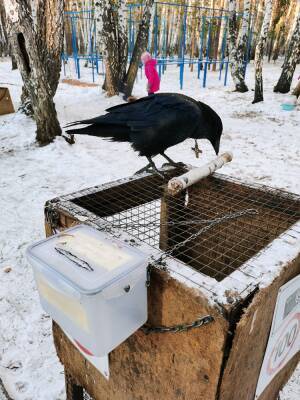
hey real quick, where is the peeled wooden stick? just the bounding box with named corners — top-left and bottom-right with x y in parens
top-left (167, 152), bottom-right (233, 196)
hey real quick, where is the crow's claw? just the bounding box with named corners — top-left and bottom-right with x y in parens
top-left (135, 159), bottom-right (167, 179)
top-left (153, 169), bottom-right (167, 180)
top-left (162, 161), bottom-right (188, 169)
top-left (134, 163), bottom-right (152, 175)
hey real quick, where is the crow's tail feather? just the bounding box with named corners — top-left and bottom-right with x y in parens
top-left (66, 123), bottom-right (131, 142)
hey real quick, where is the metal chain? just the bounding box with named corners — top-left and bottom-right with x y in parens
top-left (45, 204), bottom-right (257, 336)
top-left (141, 315), bottom-right (214, 335)
top-left (141, 208), bottom-right (258, 334)
top-left (45, 204), bottom-right (60, 234)
top-left (149, 208), bottom-right (258, 269)
top-left (105, 211), bottom-right (257, 229)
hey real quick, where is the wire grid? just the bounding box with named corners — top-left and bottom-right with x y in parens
top-left (70, 173), bottom-right (300, 282)
top-left (83, 389), bottom-right (92, 400)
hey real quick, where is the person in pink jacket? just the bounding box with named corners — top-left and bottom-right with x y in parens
top-left (141, 52), bottom-right (160, 95)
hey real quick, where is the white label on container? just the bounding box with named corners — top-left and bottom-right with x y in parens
top-left (56, 231), bottom-right (133, 272)
top-left (255, 275), bottom-right (300, 398)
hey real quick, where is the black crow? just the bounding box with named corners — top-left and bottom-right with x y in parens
top-left (66, 93), bottom-right (223, 177)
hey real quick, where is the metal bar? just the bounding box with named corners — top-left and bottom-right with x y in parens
top-left (154, 3), bottom-right (158, 58)
top-left (179, 6), bottom-right (187, 90)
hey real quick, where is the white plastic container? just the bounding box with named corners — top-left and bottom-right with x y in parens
top-left (26, 225), bottom-right (148, 356)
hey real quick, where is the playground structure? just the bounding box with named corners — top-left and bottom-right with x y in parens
top-left (63, 2), bottom-right (255, 89)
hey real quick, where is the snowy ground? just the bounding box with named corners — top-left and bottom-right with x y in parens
top-left (0, 58), bottom-right (299, 400)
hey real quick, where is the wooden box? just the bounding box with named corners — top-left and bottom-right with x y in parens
top-left (45, 171), bottom-right (300, 400)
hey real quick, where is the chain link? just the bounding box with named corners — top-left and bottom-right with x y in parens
top-left (45, 204), bottom-right (60, 234)
top-left (149, 208), bottom-right (258, 268)
top-left (141, 315), bottom-right (214, 334)
top-left (46, 204), bottom-right (257, 335)
top-left (142, 208), bottom-right (258, 334)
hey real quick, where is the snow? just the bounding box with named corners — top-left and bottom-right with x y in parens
top-left (0, 58), bottom-right (300, 399)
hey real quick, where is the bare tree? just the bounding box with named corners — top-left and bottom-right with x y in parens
top-left (4, 0), bottom-right (64, 145)
top-left (123, 0), bottom-right (154, 97)
top-left (274, 6), bottom-right (300, 93)
top-left (252, 0), bottom-right (273, 103)
top-left (228, 0), bottom-right (249, 92)
top-left (95, 0), bottom-right (154, 97)
top-left (0, 0), bottom-right (9, 57)
top-left (95, 0), bottom-right (128, 96)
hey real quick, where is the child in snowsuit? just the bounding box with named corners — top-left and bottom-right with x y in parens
top-left (141, 52), bottom-right (160, 95)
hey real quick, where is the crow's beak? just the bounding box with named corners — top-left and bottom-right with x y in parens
top-left (212, 138), bottom-right (220, 155)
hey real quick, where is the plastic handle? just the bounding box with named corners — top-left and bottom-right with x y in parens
top-left (100, 270), bottom-right (145, 300)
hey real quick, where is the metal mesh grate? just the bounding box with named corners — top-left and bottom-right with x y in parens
top-left (69, 172), bottom-right (300, 282)
top-left (83, 389), bottom-right (93, 400)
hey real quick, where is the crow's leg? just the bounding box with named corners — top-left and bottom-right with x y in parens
top-left (160, 152), bottom-right (186, 168)
top-left (134, 157), bottom-right (165, 179)
top-left (134, 162), bottom-right (152, 174)
top-left (147, 157), bottom-right (165, 179)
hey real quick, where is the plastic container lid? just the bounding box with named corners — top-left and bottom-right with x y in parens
top-left (27, 225), bottom-right (148, 294)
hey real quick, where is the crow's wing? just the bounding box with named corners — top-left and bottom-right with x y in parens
top-left (108, 93), bottom-right (201, 129)
top-left (106, 93), bottom-right (199, 117)
top-left (67, 94), bottom-right (200, 129)
top-left (66, 94), bottom-right (202, 155)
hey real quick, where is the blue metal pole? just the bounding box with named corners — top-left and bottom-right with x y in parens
top-left (71, 15), bottom-right (79, 77)
top-left (224, 60), bottom-right (229, 86)
top-left (198, 16), bottom-right (205, 80)
top-left (219, 16), bottom-right (228, 81)
top-left (77, 58), bottom-right (81, 79)
top-left (93, 18), bottom-right (99, 75)
top-left (163, 18), bottom-right (167, 73)
top-left (180, 6), bottom-right (187, 90)
top-left (154, 3), bottom-right (158, 58)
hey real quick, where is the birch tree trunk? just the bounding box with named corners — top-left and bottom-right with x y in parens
top-left (228, 0), bottom-right (249, 92)
top-left (252, 0), bottom-right (273, 104)
top-left (292, 79), bottom-right (300, 98)
top-left (238, 0), bottom-right (251, 78)
top-left (5, 0), bottom-right (64, 145)
top-left (123, 0), bottom-right (154, 97)
top-left (95, 0), bottom-right (128, 96)
top-left (117, 0), bottom-right (128, 85)
top-left (0, 0), bottom-right (9, 56)
top-left (95, 1), bottom-right (119, 96)
top-left (274, 8), bottom-right (300, 94)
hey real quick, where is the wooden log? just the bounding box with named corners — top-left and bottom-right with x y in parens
top-left (167, 152), bottom-right (233, 196)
